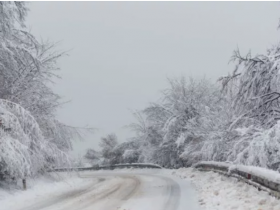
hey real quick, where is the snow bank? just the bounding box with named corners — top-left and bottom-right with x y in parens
top-left (194, 161), bottom-right (231, 168)
top-left (230, 165), bottom-right (280, 183)
top-left (172, 168), bottom-right (280, 210)
top-left (196, 161), bottom-right (280, 184)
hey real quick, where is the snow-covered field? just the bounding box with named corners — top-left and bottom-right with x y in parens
top-left (1, 168), bottom-right (280, 210)
top-left (173, 168), bottom-right (280, 210)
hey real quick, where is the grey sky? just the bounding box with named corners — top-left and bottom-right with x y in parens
top-left (26, 2), bottom-right (280, 156)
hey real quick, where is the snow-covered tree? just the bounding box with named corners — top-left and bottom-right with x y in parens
top-left (0, 99), bottom-right (69, 179)
top-left (84, 149), bottom-right (100, 161)
top-left (99, 133), bottom-right (118, 164)
top-left (122, 149), bottom-right (138, 163)
top-left (125, 18), bottom-right (280, 170)
top-left (112, 140), bottom-right (140, 164)
top-left (220, 47), bottom-right (280, 129)
top-left (84, 149), bottom-right (101, 165)
top-left (129, 77), bottom-right (227, 168)
top-left (0, 2), bottom-right (92, 180)
top-left (217, 44), bottom-right (280, 169)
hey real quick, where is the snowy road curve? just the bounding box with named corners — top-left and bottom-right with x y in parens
top-left (10, 170), bottom-right (201, 210)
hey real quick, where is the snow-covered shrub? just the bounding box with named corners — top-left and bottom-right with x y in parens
top-left (99, 133), bottom-right (119, 165)
top-left (122, 149), bottom-right (139, 163)
top-left (228, 122), bottom-right (280, 170)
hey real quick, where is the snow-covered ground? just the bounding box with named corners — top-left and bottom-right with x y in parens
top-left (0, 172), bottom-right (94, 210)
top-left (172, 168), bottom-right (280, 210)
top-left (1, 168), bottom-right (279, 210)
top-left (0, 169), bottom-right (201, 210)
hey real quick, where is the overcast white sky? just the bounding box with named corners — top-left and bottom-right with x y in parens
top-left (26, 2), bottom-right (280, 156)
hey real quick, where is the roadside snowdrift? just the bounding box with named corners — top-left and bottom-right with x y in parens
top-left (173, 168), bottom-right (280, 210)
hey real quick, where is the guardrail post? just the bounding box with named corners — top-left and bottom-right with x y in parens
top-left (247, 174), bottom-right (251, 180)
top-left (22, 178), bottom-right (26, 190)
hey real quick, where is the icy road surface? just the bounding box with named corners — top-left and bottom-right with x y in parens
top-left (8, 169), bottom-right (201, 210)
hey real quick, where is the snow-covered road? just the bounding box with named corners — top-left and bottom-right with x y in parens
top-left (5, 170), bottom-right (201, 210)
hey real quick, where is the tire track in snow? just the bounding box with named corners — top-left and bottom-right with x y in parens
top-left (9, 171), bottom-right (195, 210)
top-left (19, 177), bottom-right (106, 210)
top-left (162, 176), bottom-right (180, 210)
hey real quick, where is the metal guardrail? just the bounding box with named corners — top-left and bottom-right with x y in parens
top-left (194, 162), bottom-right (280, 199)
top-left (51, 163), bottom-right (162, 172)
